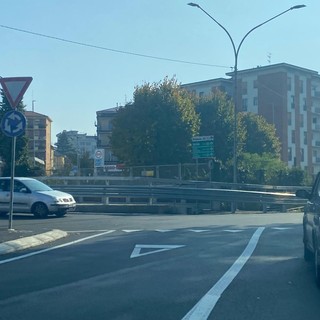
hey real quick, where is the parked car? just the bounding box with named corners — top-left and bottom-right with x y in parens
top-left (296, 173), bottom-right (320, 287)
top-left (0, 177), bottom-right (76, 218)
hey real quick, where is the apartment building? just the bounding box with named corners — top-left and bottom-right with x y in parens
top-left (182, 63), bottom-right (320, 177)
top-left (96, 107), bottom-right (118, 164)
top-left (55, 130), bottom-right (97, 159)
top-left (24, 111), bottom-right (52, 175)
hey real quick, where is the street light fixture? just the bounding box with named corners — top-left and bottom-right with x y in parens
top-left (188, 3), bottom-right (306, 187)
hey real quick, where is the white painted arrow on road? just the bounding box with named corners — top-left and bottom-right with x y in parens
top-left (130, 244), bottom-right (185, 258)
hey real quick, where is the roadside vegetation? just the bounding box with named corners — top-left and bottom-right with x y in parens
top-left (0, 79), bottom-right (309, 186)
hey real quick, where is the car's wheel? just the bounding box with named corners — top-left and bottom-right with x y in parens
top-left (32, 202), bottom-right (48, 218)
top-left (304, 243), bottom-right (313, 261)
top-left (315, 246), bottom-right (320, 287)
top-left (55, 210), bottom-right (67, 218)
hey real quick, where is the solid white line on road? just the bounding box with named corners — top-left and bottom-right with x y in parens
top-left (182, 227), bottom-right (265, 320)
top-left (65, 230), bottom-right (111, 233)
top-left (0, 230), bottom-right (116, 265)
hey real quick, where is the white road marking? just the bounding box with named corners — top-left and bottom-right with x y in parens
top-left (0, 230), bottom-right (116, 265)
top-left (155, 229), bottom-right (174, 232)
top-left (65, 230), bottom-right (111, 233)
top-left (272, 227), bottom-right (292, 230)
top-left (182, 227), bottom-right (265, 320)
top-left (223, 230), bottom-right (244, 233)
top-left (130, 244), bottom-right (185, 258)
top-left (188, 229), bottom-right (210, 233)
top-left (122, 230), bottom-right (142, 233)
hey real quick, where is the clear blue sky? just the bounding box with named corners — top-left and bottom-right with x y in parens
top-left (0, 0), bottom-right (316, 143)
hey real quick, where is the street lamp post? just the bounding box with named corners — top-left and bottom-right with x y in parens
top-left (188, 3), bottom-right (306, 187)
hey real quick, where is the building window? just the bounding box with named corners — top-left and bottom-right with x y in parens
top-left (199, 91), bottom-right (204, 97)
top-left (303, 98), bottom-right (307, 111)
top-left (291, 95), bottom-right (295, 109)
top-left (242, 82), bottom-right (247, 95)
top-left (288, 147), bottom-right (292, 161)
top-left (304, 131), bottom-right (307, 145)
top-left (288, 112), bottom-right (292, 126)
top-left (300, 80), bottom-right (304, 94)
top-left (300, 114), bottom-right (304, 128)
top-left (242, 98), bottom-right (248, 111)
top-left (287, 77), bottom-right (292, 91)
top-left (291, 130), bottom-right (295, 144)
top-left (253, 97), bottom-right (258, 106)
top-left (253, 79), bottom-right (258, 89)
top-left (301, 148), bottom-right (305, 162)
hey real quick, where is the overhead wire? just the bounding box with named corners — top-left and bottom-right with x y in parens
top-left (0, 24), bottom-right (231, 69)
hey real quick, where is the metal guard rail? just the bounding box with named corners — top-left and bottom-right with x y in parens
top-left (50, 184), bottom-right (307, 213)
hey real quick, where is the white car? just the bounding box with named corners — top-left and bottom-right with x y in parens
top-left (0, 177), bottom-right (76, 218)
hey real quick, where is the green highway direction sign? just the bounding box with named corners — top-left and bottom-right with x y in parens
top-left (192, 135), bottom-right (214, 159)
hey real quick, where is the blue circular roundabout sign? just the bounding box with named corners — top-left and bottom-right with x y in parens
top-left (1, 110), bottom-right (27, 137)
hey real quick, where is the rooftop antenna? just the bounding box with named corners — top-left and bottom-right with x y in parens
top-left (267, 52), bottom-right (272, 64)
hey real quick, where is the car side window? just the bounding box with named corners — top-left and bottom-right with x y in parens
top-left (0, 180), bottom-right (10, 192)
top-left (14, 181), bottom-right (28, 193)
top-left (317, 180), bottom-right (320, 197)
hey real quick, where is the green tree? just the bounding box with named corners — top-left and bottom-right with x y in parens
top-left (0, 91), bottom-right (31, 176)
top-left (80, 152), bottom-right (94, 176)
top-left (111, 77), bottom-right (200, 165)
top-left (54, 131), bottom-right (79, 175)
top-left (238, 152), bottom-right (306, 185)
top-left (238, 152), bottom-right (286, 184)
top-left (196, 91), bottom-right (245, 181)
top-left (55, 131), bottom-right (76, 156)
top-left (239, 112), bottom-right (281, 156)
top-left (236, 112), bottom-right (283, 184)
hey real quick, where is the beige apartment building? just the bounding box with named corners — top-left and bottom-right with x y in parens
top-left (24, 111), bottom-right (53, 175)
top-left (182, 63), bottom-right (320, 177)
top-left (96, 107), bottom-right (118, 164)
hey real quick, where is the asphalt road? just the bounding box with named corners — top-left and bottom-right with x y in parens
top-left (0, 212), bottom-right (319, 320)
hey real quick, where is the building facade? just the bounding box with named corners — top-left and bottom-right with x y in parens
top-left (96, 107), bottom-right (118, 164)
top-left (24, 111), bottom-right (52, 175)
top-left (182, 63), bottom-right (320, 177)
top-left (55, 130), bottom-right (97, 159)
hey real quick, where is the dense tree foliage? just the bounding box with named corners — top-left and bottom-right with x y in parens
top-left (110, 80), bottom-right (306, 185)
top-left (111, 78), bottom-right (200, 165)
top-left (196, 91), bottom-right (236, 165)
top-left (236, 113), bottom-right (307, 185)
top-left (0, 91), bottom-right (31, 176)
top-left (196, 91), bottom-right (246, 181)
top-left (55, 131), bottom-right (76, 156)
top-left (239, 112), bottom-right (281, 156)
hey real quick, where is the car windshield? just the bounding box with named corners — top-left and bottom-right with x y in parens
top-left (22, 179), bottom-right (53, 192)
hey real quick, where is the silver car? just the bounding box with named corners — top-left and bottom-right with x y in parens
top-left (0, 177), bottom-right (76, 218)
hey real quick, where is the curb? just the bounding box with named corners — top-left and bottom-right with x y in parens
top-left (0, 229), bottom-right (68, 255)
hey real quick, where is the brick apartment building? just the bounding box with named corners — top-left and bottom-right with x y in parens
top-left (182, 63), bottom-right (320, 177)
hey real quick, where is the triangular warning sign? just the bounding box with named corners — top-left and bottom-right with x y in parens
top-left (0, 77), bottom-right (33, 109)
top-left (130, 244), bottom-right (185, 258)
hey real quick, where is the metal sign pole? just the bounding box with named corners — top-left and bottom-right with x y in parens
top-left (0, 77), bottom-right (32, 230)
top-left (8, 136), bottom-right (16, 230)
